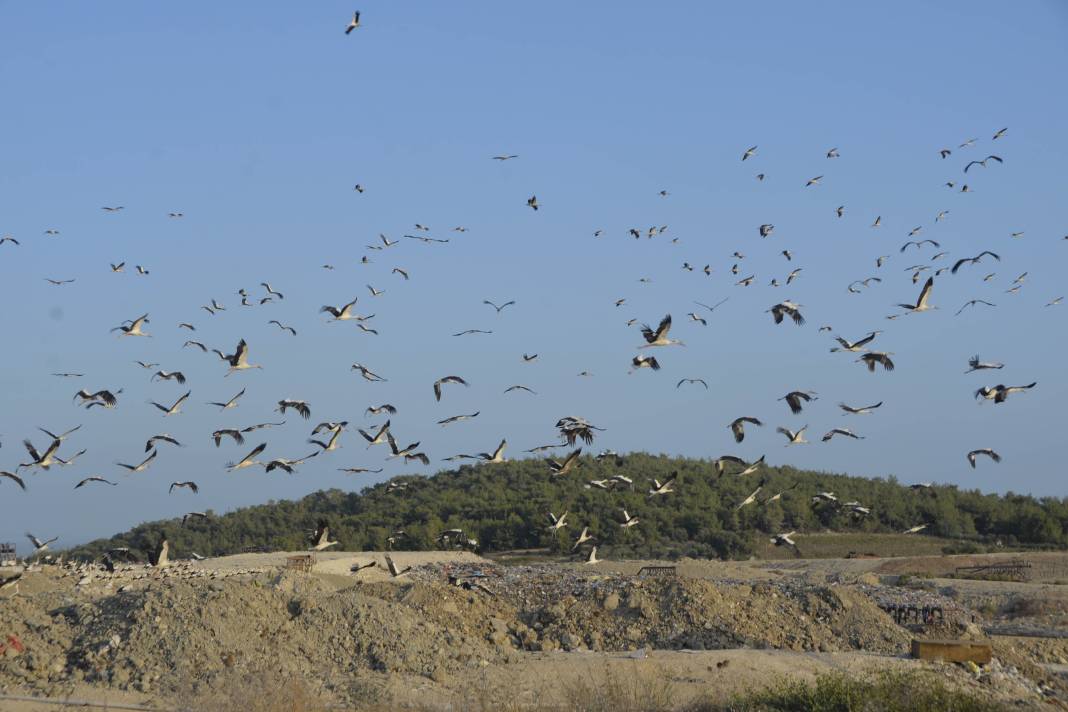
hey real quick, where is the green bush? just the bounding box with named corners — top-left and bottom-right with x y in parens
top-left (694, 671), bottom-right (1009, 712)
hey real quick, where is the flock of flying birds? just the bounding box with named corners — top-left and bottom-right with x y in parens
top-left (0, 19), bottom-right (1060, 564)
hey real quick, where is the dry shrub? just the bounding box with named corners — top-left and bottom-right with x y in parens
top-left (175, 668), bottom-right (329, 712)
top-left (560, 662), bottom-right (677, 712)
top-left (1005, 595), bottom-right (1068, 619)
top-left (687, 670), bottom-right (1008, 712)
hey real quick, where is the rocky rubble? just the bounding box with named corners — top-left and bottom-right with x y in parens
top-left (0, 560), bottom-right (1015, 706)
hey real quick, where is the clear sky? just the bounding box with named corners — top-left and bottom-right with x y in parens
top-left (1, 2), bottom-right (1066, 554)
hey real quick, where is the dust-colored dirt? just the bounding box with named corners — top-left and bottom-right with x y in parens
top-left (2, 550), bottom-right (1066, 709)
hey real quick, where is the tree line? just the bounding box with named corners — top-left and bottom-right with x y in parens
top-left (68, 453), bottom-right (1068, 561)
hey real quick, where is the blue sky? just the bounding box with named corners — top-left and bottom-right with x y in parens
top-left (1, 2), bottom-right (1066, 554)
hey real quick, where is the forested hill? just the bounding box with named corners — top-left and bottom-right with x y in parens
top-left (69, 453), bottom-right (1068, 561)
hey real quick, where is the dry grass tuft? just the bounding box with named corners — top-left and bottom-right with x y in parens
top-left (175, 668), bottom-right (330, 712)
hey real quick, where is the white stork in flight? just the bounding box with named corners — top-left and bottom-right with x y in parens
top-left (639, 314), bottom-right (684, 347)
top-left (967, 449), bottom-right (1001, 468)
top-left (111, 313), bottom-right (150, 337)
top-left (897, 276), bottom-right (936, 314)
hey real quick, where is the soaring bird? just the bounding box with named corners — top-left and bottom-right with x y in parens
top-left (826, 147), bottom-right (839, 158)
top-left (276, 400), bottom-right (311, 419)
top-left (548, 448), bottom-right (582, 476)
top-left (169, 481), bottom-right (199, 494)
top-left (714, 455), bottom-right (765, 476)
top-left (351, 363), bottom-right (387, 382)
top-left (768, 301), bottom-right (805, 325)
top-left (963, 155), bottom-right (1002, 173)
top-left (967, 449), bottom-right (1001, 468)
top-left (639, 314), bottom-right (683, 347)
top-left (741, 145), bottom-right (757, 161)
top-left (776, 425), bottom-right (809, 445)
top-left (213, 339), bottom-right (262, 375)
top-left (310, 521), bottom-right (339, 551)
top-left (955, 299), bottom-right (997, 316)
top-left (572, 526), bottom-right (594, 551)
top-left (384, 433), bottom-right (421, 460)
top-left (648, 474), bottom-right (677, 497)
top-left (73, 475), bottom-right (116, 489)
top-left (357, 420), bottom-right (391, 448)
top-left (149, 391), bottom-right (191, 416)
top-left (344, 11), bottom-right (360, 34)
top-left (822, 428), bottom-right (864, 442)
top-left (309, 428), bottom-right (345, 453)
top-left (504, 385), bottom-right (537, 395)
top-left (226, 443), bottom-right (267, 471)
top-left (321, 298), bottom-right (361, 321)
top-left (779, 391), bottom-right (817, 415)
top-left (265, 452), bottom-right (319, 473)
top-left (338, 467), bottom-right (383, 474)
top-left (437, 412), bottom-right (479, 426)
top-left (729, 417), bottom-right (763, 443)
top-left (268, 320), bottom-right (297, 336)
top-left (736, 483), bottom-right (763, 510)
top-left (312, 421), bottom-right (348, 436)
top-left (897, 277), bottom-right (935, 313)
top-left (75, 389), bottom-right (121, 409)
top-left (547, 511), bottom-right (569, 532)
top-left (26, 533), bottom-right (58, 557)
top-left (556, 416), bottom-right (603, 446)
top-left (951, 251), bottom-right (1000, 274)
top-left (830, 331), bottom-right (881, 353)
top-left (116, 450), bottom-right (158, 473)
top-left (899, 239), bottom-right (939, 253)
top-left (477, 439), bottom-right (508, 463)
top-left (145, 434), bottom-right (181, 451)
top-left (365, 404), bottom-right (397, 417)
top-left (630, 355), bottom-right (660, 371)
top-left (770, 532), bottom-right (797, 548)
top-left (433, 375), bottom-right (468, 401)
top-left (111, 313), bottom-right (150, 337)
top-left (992, 127), bottom-right (1008, 140)
top-left (207, 388), bottom-right (246, 410)
top-left (975, 383), bottom-right (1036, 404)
top-left (492, 154), bottom-right (519, 161)
top-left (38, 424), bottom-right (82, 443)
top-left (151, 370), bottom-right (186, 385)
top-left (483, 300), bottom-right (516, 314)
top-left (857, 351), bottom-right (895, 372)
top-left (1, 471), bottom-right (26, 490)
top-left (677, 378), bottom-right (708, 389)
top-left (18, 438), bottom-right (63, 471)
top-left (903, 524), bottom-right (928, 535)
top-left (966, 355), bottom-right (1004, 373)
top-left (211, 429), bottom-right (244, 447)
top-left (805, 175), bottom-right (823, 187)
top-left (838, 402), bottom-right (882, 415)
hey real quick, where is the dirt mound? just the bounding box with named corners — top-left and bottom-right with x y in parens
top-left (0, 564), bottom-right (910, 705)
top-left (490, 573), bottom-right (911, 654)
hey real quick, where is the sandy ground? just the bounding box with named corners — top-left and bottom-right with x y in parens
top-left (0, 650), bottom-right (970, 711)
top-left (386, 648), bottom-right (932, 709)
